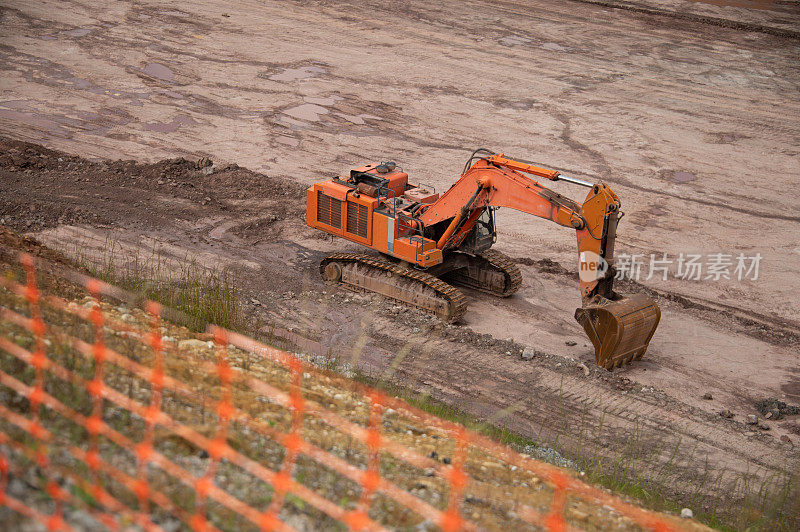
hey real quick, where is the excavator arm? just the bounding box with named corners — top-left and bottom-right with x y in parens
top-left (420, 153), bottom-right (618, 301)
top-left (420, 152), bottom-right (661, 369)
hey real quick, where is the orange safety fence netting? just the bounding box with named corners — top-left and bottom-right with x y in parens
top-left (0, 251), bottom-right (687, 531)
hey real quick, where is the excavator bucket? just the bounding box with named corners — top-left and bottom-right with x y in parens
top-left (574, 293), bottom-right (661, 370)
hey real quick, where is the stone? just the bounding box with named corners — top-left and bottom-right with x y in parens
top-left (577, 363), bottom-right (590, 377)
top-left (702, 392), bottom-right (713, 400)
top-left (565, 340), bottom-right (577, 346)
top-left (746, 414), bottom-right (758, 425)
top-left (521, 347), bottom-right (537, 360)
top-left (160, 518), bottom-right (182, 532)
top-left (719, 409), bottom-right (734, 419)
top-left (759, 423), bottom-right (770, 430)
top-left (179, 339), bottom-right (207, 349)
top-left (780, 435), bottom-right (792, 444)
top-left (680, 508), bottom-right (693, 519)
top-left (481, 461), bottom-right (503, 470)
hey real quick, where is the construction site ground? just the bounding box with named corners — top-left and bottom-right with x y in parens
top-left (1, 0), bottom-right (798, 527)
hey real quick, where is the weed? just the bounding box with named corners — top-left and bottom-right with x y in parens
top-left (71, 237), bottom-right (243, 332)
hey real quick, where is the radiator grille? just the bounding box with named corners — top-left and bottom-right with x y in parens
top-left (346, 202), bottom-right (368, 238)
top-left (317, 191), bottom-right (342, 228)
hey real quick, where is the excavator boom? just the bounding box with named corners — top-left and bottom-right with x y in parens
top-left (306, 150), bottom-right (661, 369)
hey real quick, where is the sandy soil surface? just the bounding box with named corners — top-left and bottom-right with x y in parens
top-left (1, 138), bottom-right (797, 525)
top-left (1, 0), bottom-right (799, 524)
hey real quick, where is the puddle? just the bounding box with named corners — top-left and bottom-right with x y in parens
top-left (541, 42), bottom-right (568, 52)
top-left (334, 112), bottom-right (365, 125)
top-left (0, 109), bottom-right (71, 138)
top-left (268, 66), bottom-right (326, 82)
top-left (142, 114), bottom-right (196, 133)
top-left (282, 103), bottom-right (328, 122)
top-left (304, 96), bottom-right (341, 106)
top-left (161, 90), bottom-right (184, 99)
top-left (63, 28), bottom-right (92, 38)
top-left (499, 35), bottom-right (531, 46)
top-left (143, 62), bottom-right (175, 82)
top-left (68, 77), bottom-right (92, 90)
top-left (0, 100), bottom-right (32, 110)
top-left (275, 135), bottom-right (299, 147)
top-left (672, 171), bottom-right (697, 183)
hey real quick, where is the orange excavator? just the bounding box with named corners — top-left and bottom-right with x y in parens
top-left (306, 149), bottom-right (660, 369)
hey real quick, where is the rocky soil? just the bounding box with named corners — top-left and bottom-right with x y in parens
top-left (0, 240), bottom-right (706, 531)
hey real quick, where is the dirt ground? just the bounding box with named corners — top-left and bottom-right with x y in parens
top-left (1, 0), bottom-right (799, 525)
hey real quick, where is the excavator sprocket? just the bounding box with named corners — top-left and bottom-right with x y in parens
top-left (443, 249), bottom-right (522, 297)
top-left (320, 253), bottom-right (468, 322)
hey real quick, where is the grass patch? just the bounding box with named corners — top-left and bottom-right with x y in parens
top-left (72, 238), bottom-right (244, 332)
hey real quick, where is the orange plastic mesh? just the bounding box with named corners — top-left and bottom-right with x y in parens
top-left (0, 251), bottom-right (686, 532)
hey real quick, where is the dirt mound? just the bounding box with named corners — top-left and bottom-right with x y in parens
top-left (0, 137), bottom-right (305, 234)
top-left (0, 225), bottom-right (71, 265)
top-left (755, 398), bottom-right (800, 420)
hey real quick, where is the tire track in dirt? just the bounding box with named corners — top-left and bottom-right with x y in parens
top-left (371, 326), bottom-right (797, 510)
top-left (566, 0), bottom-right (800, 40)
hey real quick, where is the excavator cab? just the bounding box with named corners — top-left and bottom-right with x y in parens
top-left (459, 208), bottom-right (497, 255)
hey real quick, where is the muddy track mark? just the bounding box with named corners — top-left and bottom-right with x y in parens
top-left (366, 323), bottom-right (798, 513)
top-left (565, 0), bottom-right (800, 40)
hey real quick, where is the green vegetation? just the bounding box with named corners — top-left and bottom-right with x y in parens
top-left (73, 238), bottom-right (244, 333)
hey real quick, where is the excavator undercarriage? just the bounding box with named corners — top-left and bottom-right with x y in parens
top-left (306, 150), bottom-right (661, 370)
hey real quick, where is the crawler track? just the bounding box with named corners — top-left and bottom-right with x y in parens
top-left (444, 249), bottom-right (522, 297)
top-left (320, 253), bottom-right (468, 322)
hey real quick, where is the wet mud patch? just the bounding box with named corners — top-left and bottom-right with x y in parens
top-left (658, 169), bottom-right (698, 184)
top-left (672, 170), bottom-right (696, 183)
top-left (270, 93), bottom-right (403, 135)
top-left (143, 114), bottom-right (196, 133)
top-left (0, 45), bottom-right (149, 106)
top-left (142, 62), bottom-right (174, 81)
top-left (62, 27), bottom-right (92, 38)
top-left (134, 60), bottom-right (199, 86)
top-left (257, 60), bottom-right (330, 83)
top-left (266, 65), bottom-right (327, 82)
top-left (708, 131), bottom-right (751, 144)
